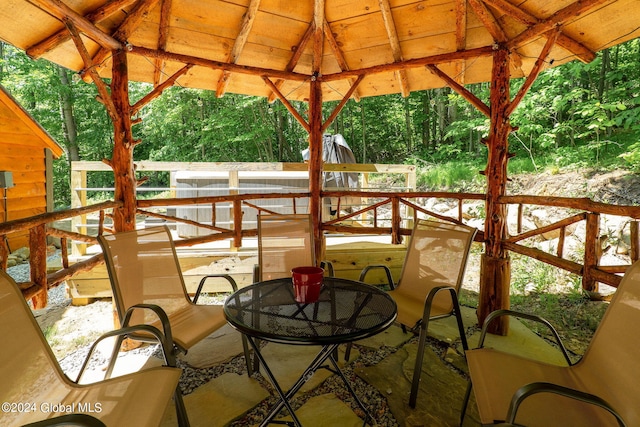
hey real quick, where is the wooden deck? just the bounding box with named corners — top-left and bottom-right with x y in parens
top-left (66, 234), bottom-right (408, 305)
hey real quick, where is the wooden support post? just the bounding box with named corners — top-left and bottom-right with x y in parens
top-left (478, 45), bottom-right (512, 335)
top-left (233, 199), bottom-right (243, 249)
top-left (229, 170), bottom-right (240, 250)
top-left (630, 220), bottom-right (639, 263)
top-left (583, 212), bottom-right (600, 294)
top-left (29, 224), bottom-right (47, 309)
top-left (391, 196), bottom-right (401, 244)
top-left (110, 49), bottom-right (137, 232)
top-left (0, 235), bottom-right (7, 271)
top-left (309, 79), bottom-right (324, 264)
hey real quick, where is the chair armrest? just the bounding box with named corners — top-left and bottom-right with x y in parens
top-left (320, 260), bottom-right (335, 277)
top-left (121, 303), bottom-right (176, 354)
top-left (22, 414), bottom-right (107, 427)
top-left (478, 309), bottom-right (573, 366)
top-left (358, 265), bottom-right (395, 289)
top-left (253, 264), bottom-right (259, 283)
top-left (505, 382), bottom-right (626, 427)
top-left (75, 323), bottom-right (175, 383)
top-left (193, 273), bottom-right (238, 303)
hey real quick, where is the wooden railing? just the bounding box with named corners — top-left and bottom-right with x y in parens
top-left (3, 161), bottom-right (640, 308)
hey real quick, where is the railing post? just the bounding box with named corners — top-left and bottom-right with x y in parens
top-left (630, 220), bottom-right (639, 263)
top-left (391, 196), bottom-right (401, 244)
top-left (583, 212), bottom-right (601, 294)
top-left (233, 199), bottom-right (243, 249)
top-left (29, 224), bottom-right (47, 309)
top-left (0, 234), bottom-right (8, 270)
top-left (71, 168), bottom-right (87, 256)
top-left (229, 171), bottom-right (240, 250)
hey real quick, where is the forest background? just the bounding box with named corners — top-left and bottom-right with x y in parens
top-left (1, 37), bottom-right (640, 209)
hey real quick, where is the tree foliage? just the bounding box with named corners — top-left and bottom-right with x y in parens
top-left (0, 38), bottom-right (639, 208)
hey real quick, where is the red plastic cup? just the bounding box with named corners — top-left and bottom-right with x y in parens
top-left (291, 266), bottom-right (324, 303)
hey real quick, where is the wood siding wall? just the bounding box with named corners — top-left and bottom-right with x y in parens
top-left (0, 103), bottom-right (50, 250)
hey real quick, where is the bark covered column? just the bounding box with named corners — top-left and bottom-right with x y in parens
top-left (478, 45), bottom-right (512, 335)
top-left (109, 49), bottom-right (137, 232)
top-left (308, 78), bottom-right (324, 263)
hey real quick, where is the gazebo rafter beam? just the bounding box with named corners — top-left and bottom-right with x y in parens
top-left (507, 28), bottom-right (560, 117)
top-left (216, 0), bottom-right (261, 98)
top-left (467, 0), bottom-right (524, 70)
top-left (427, 65), bottom-right (490, 117)
top-left (267, 22), bottom-right (314, 103)
top-left (153, 0), bottom-right (173, 87)
top-left (28, 0), bottom-right (122, 51)
top-left (453, 0), bottom-right (467, 85)
top-left (26, 0), bottom-right (137, 58)
top-left (378, 0), bottom-right (410, 97)
top-left (321, 45), bottom-right (494, 82)
top-left (483, 0), bottom-right (596, 63)
top-left (85, 0), bottom-right (161, 80)
top-left (505, 0), bottom-right (610, 62)
top-left (323, 20), bottom-right (361, 102)
top-left (311, 0), bottom-right (324, 73)
top-left (64, 18), bottom-right (117, 120)
top-left (129, 45), bottom-right (310, 81)
top-left (262, 77), bottom-right (310, 132)
top-left (132, 63), bottom-right (193, 116)
top-left (322, 74), bottom-right (364, 132)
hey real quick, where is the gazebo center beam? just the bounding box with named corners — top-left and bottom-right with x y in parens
top-left (309, 0), bottom-right (325, 265)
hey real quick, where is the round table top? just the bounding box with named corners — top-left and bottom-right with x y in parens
top-left (223, 276), bottom-right (397, 345)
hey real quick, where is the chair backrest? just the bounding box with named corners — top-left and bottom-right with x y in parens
top-left (575, 259), bottom-right (640, 425)
top-left (396, 219), bottom-right (477, 318)
top-left (98, 226), bottom-right (191, 326)
top-left (257, 214), bottom-right (315, 281)
top-left (0, 271), bottom-right (72, 421)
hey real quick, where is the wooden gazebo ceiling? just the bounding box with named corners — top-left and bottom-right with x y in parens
top-left (1, 0), bottom-right (638, 103)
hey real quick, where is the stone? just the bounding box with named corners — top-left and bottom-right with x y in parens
top-left (179, 324), bottom-right (248, 369)
top-left (258, 343), bottom-right (335, 393)
top-left (12, 246), bottom-right (29, 261)
top-left (356, 344), bottom-right (481, 427)
top-left (275, 394), bottom-right (363, 427)
top-left (160, 372), bottom-right (269, 427)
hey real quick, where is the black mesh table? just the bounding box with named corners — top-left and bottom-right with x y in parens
top-left (224, 276), bottom-right (397, 427)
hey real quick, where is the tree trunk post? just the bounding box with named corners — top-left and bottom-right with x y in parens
top-left (309, 78), bottom-right (324, 264)
top-left (583, 212), bottom-right (601, 293)
top-left (478, 45), bottom-right (512, 335)
top-left (29, 224), bottom-right (48, 309)
top-left (110, 49), bottom-right (137, 232)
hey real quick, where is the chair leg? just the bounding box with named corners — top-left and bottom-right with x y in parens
top-left (252, 339), bottom-right (261, 374)
top-left (344, 342), bottom-right (352, 361)
top-left (409, 316), bottom-right (431, 408)
top-left (452, 298), bottom-right (469, 351)
top-left (174, 386), bottom-right (191, 427)
top-left (460, 380), bottom-right (473, 426)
